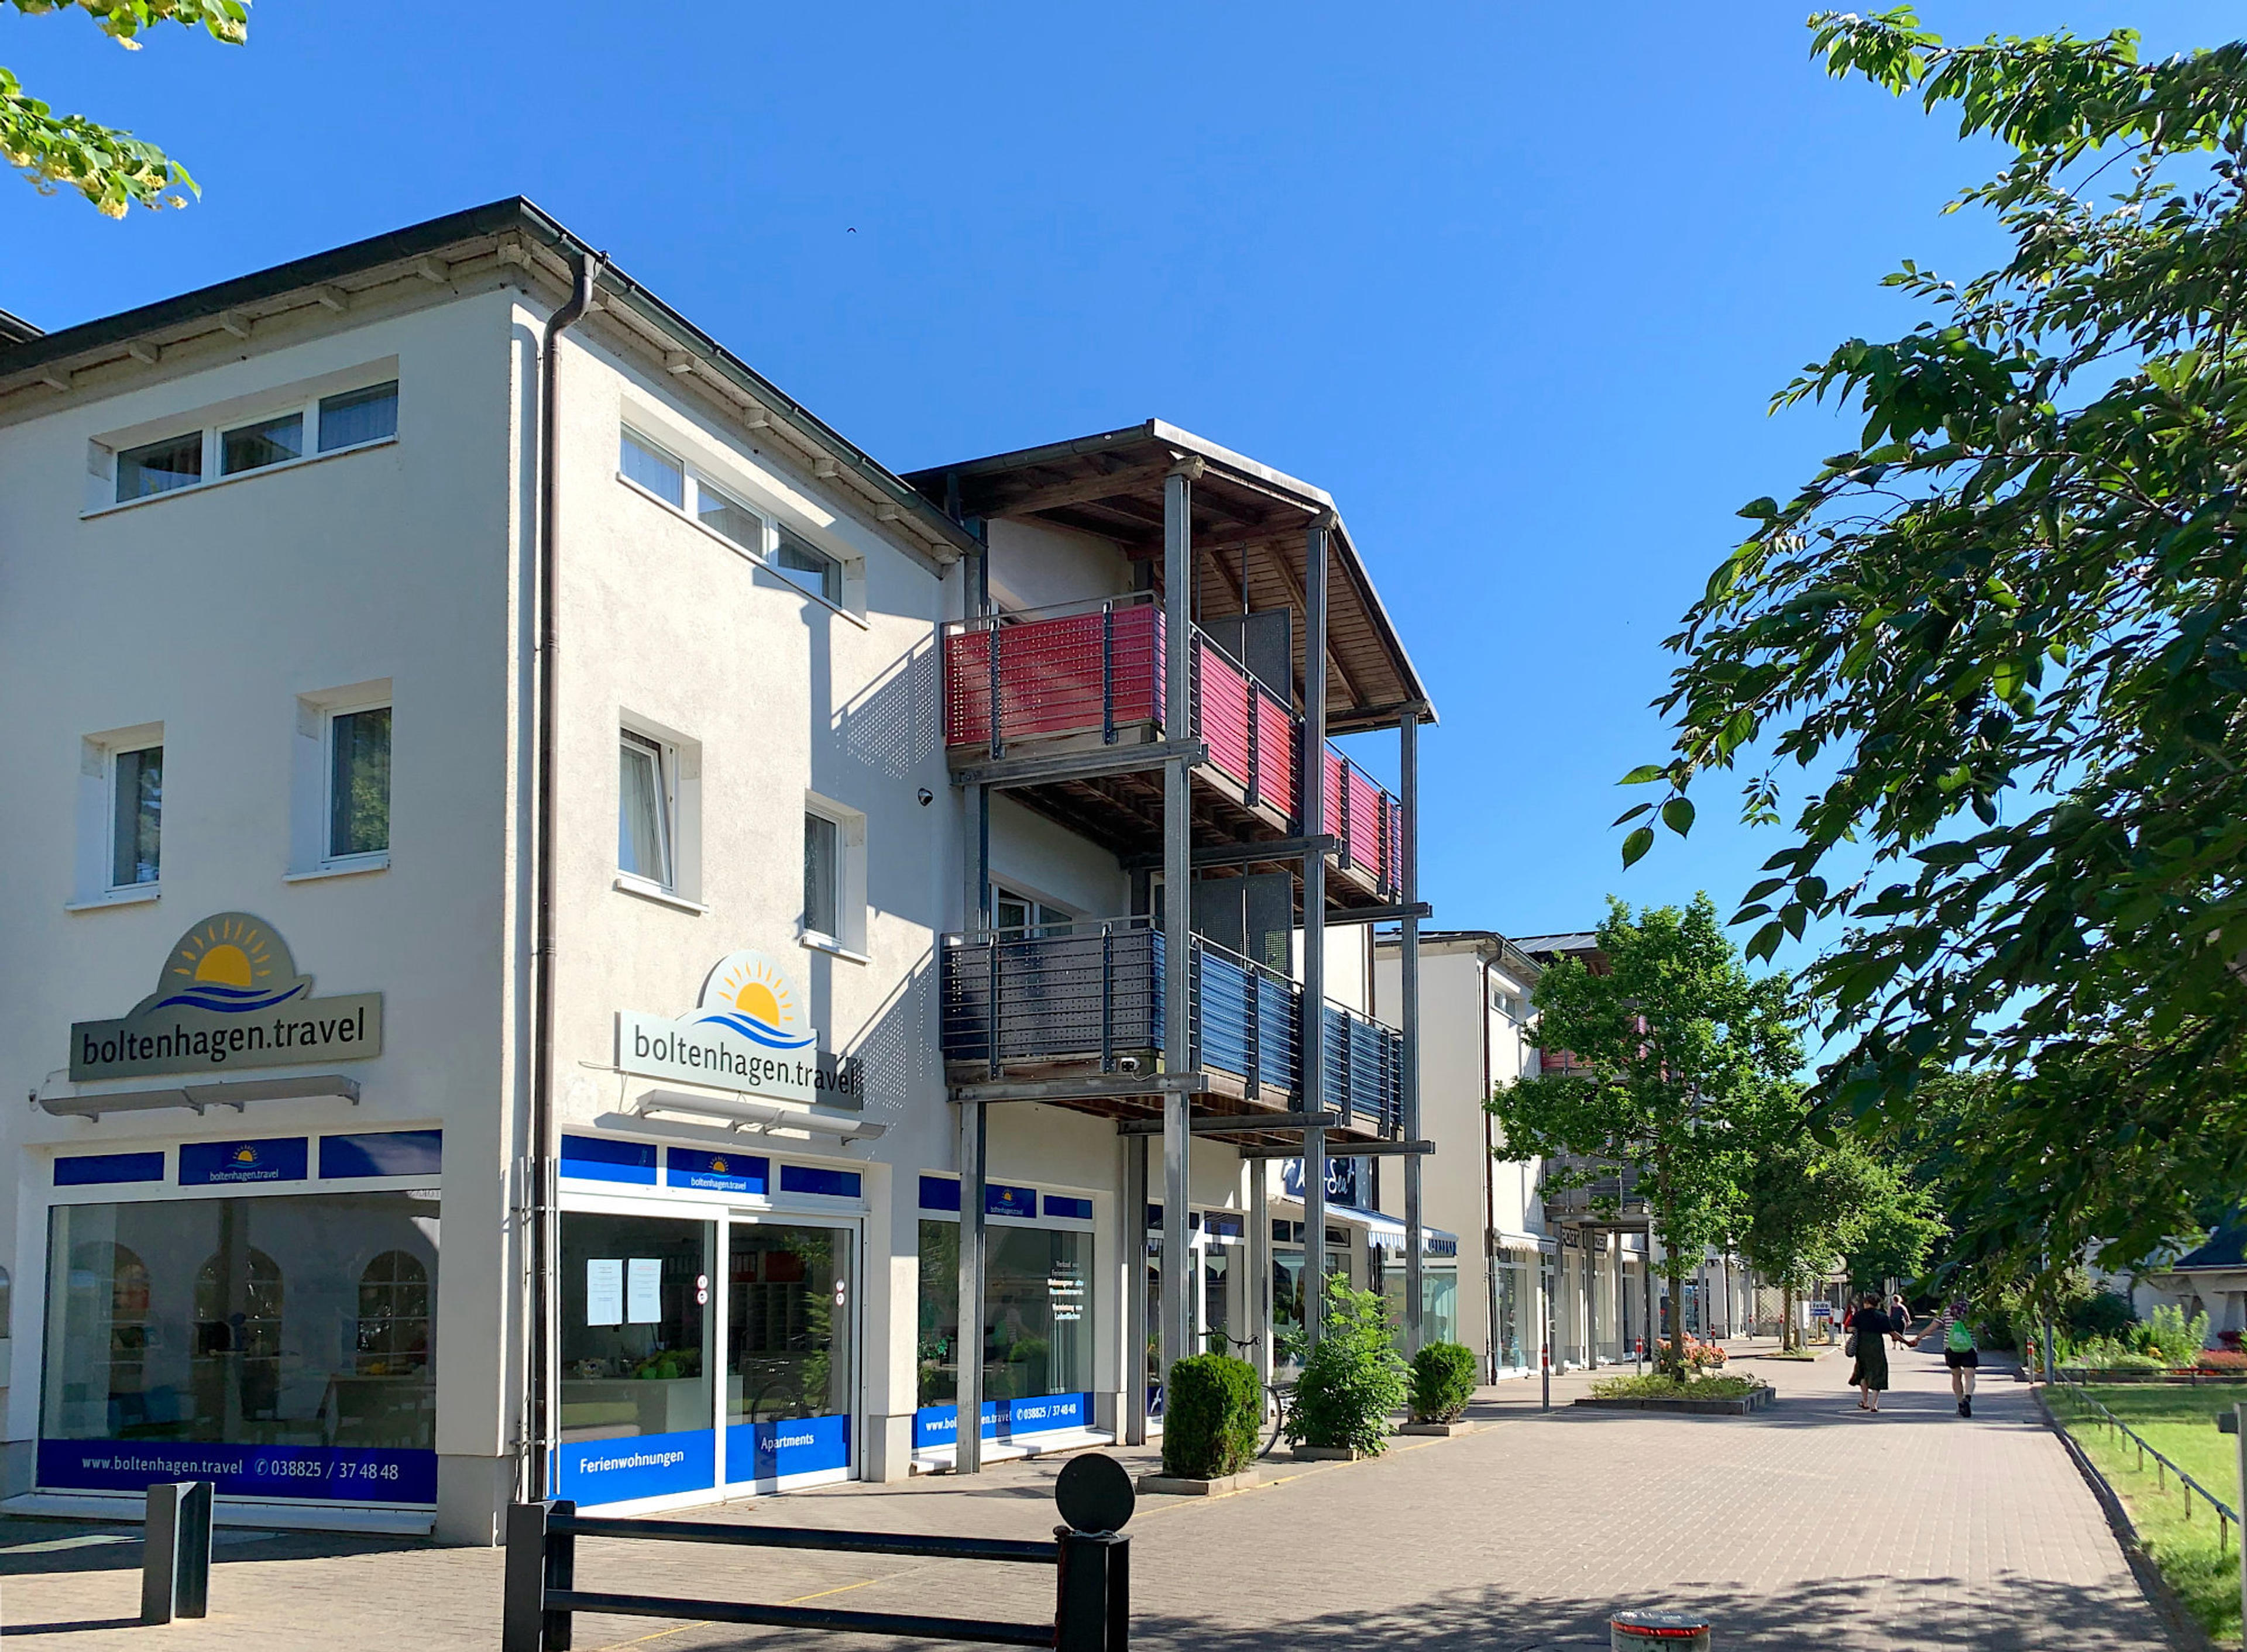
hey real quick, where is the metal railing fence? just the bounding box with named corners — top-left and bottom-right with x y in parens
top-left (2053, 1375), bottom-right (2239, 1550)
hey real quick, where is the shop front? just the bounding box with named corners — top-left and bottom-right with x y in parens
top-left (35, 1130), bottom-right (441, 1515)
top-left (914, 1175), bottom-right (1100, 1465)
top-left (552, 1135), bottom-right (861, 1510)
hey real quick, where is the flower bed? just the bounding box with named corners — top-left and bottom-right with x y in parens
top-left (1576, 1373), bottom-right (1774, 1414)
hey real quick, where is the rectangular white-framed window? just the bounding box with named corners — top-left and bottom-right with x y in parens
top-left (109, 743), bottom-right (164, 889)
top-left (70, 722), bottom-right (165, 909)
top-left (288, 679), bottom-right (392, 880)
top-left (993, 886), bottom-right (1074, 938)
top-left (94, 376), bottom-right (399, 511)
top-left (613, 418), bottom-right (867, 618)
top-left (326, 703), bottom-right (391, 863)
top-left (619, 729), bottom-right (675, 889)
top-left (615, 716), bottom-right (702, 908)
top-left (801, 794), bottom-right (867, 956)
top-left (774, 526), bottom-right (843, 606)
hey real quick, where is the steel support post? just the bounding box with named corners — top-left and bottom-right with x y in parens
top-left (957, 1098), bottom-right (988, 1473)
top-left (1159, 463), bottom-right (1198, 1386)
top-left (1249, 1166), bottom-right (1273, 1389)
top-left (1643, 1238), bottom-right (1655, 1369)
top-left (1124, 1134), bottom-right (1149, 1445)
top-left (1399, 706), bottom-right (1424, 1355)
top-left (1300, 516), bottom-right (1331, 1347)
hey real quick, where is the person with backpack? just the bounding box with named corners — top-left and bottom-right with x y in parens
top-left (1911, 1300), bottom-right (1980, 1416)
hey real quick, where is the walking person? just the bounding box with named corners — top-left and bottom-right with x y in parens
top-left (1911, 1299), bottom-right (1980, 1416)
top-left (1845, 1290), bottom-right (1902, 1412)
top-left (1889, 1293), bottom-right (1913, 1338)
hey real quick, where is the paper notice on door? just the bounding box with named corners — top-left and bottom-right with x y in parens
top-left (586, 1258), bottom-right (624, 1327)
top-left (627, 1257), bottom-right (662, 1324)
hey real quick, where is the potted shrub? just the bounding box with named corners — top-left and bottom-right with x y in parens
top-left (1285, 1275), bottom-right (1407, 1458)
top-left (1403, 1341), bottom-right (1476, 1434)
top-left (1150, 1353), bottom-right (1260, 1488)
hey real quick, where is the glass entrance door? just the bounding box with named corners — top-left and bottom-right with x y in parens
top-left (724, 1221), bottom-right (853, 1489)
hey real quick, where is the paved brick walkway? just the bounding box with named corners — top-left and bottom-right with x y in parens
top-left (0, 1341), bottom-right (2177, 1649)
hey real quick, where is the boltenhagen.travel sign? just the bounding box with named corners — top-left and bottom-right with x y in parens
top-left (617, 948), bottom-right (861, 1109)
top-left (70, 913), bottom-right (382, 1083)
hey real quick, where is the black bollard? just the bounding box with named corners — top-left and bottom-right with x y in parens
top-left (140, 1480), bottom-right (214, 1625)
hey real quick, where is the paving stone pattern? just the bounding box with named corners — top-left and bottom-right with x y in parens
top-left (0, 1342), bottom-right (2175, 1650)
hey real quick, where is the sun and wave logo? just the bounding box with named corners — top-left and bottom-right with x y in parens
top-left (231, 1145), bottom-right (260, 1168)
top-left (149, 914), bottom-right (311, 1016)
top-left (692, 950), bottom-right (815, 1051)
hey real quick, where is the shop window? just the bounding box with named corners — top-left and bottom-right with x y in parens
top-left (727, 1225), bottom-right (851, 1429)
top-left (356, 1251), bottom-right (430, 1375)
top-left (194, 1246), bottom-right (284, 1423)
top-left (556, 1212), bottom-right (711, 1444)
top-left (41, 1195), bottom-right (441, 1475)
top-left (915, 1221), bottom-right (1092, 1410)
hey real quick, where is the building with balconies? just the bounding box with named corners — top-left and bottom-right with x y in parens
top-left (0, 203), bottom-right (1441, 1539)
top-left (903, 425), bottom-right (1437, 1451)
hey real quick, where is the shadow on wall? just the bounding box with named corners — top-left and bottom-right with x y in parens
top-left (834, 634), bottom-right (942, 782)
top-left (841, 947), bottom-right (939, 1123)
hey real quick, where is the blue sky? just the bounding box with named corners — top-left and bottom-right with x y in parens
top-left (5, 2), bottom-right (2235, 968)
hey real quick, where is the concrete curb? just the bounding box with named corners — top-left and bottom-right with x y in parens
top-left (1573, 1385), bottom-right (1775, 1416)
top-left (1135, 1469), bottom-right (1260, 1497)
top-left (1396, 1420), bottom-right (1475, 1437)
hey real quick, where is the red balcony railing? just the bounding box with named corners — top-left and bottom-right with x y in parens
top-left (942, 597), bottom-right (1400, 896)
top-left (943, 596), bottom-right (1165, 755)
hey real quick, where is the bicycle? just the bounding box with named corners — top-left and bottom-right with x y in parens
top-left (1208, 1331), bottom-right (1296, 1457)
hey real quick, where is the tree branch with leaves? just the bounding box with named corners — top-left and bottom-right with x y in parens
top-left (1626, 8), bottom-right (2247, 1278)
top-left (4, 1), bottom-right (246, 216)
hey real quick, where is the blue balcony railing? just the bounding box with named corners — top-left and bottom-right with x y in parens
top-left (938, 917), bottom-right (1401, 1133)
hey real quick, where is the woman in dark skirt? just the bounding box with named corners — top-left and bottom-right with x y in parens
top-left (1845, 1290), bottom-right (1901, 1412)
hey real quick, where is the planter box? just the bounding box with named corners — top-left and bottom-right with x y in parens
top-left (1575, 1386), bottom-right (1774, 1416)
top-left (1135, 1469), bottom-right (1259, 1496)
top-left (2058, 1368), bottom-right (2247, 1385)
top-left (1397, 1420), bottom-right (1475, 1436)
top-left (1291, 1444), bottom-right (1377, 1461)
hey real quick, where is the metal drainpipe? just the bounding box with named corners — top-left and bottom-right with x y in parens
top-left (1480, 954), bottom-right (1499, 1382)
top-left (527, 250), bottom-right (599, 1500)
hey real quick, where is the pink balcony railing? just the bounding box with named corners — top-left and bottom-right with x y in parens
top-left (942, 597), bottom-right (1400, 897)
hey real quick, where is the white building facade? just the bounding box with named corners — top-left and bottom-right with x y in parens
top-left (0, 201), bottom-right (1431, 1542)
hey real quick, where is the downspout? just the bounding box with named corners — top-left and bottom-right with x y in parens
top-left (528, 250), bottom-right (600, 1499)
top-left (1480, 954), bottom-right (1498, 1380)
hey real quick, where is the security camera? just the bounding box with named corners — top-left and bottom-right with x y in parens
top-left (916, 787), bottom-right (934, 806)
top-left (1118, 1055), bottom-right (1142, 1075)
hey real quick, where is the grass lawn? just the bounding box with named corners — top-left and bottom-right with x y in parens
top-left (2052, 1382), bottom-right (2247, 1647)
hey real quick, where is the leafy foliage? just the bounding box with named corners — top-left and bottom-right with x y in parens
top-left (1628, 8), bottom-right (2247, 1277)
top-left (1407, 1341), bottom-right (1476, 1424)
top-left (1159, 1354), bottom-right (1260, 1480)
top-left (1284, 1275), bottom-right (1406, 1453)
top-left (1587, 1372), bottom-right (1762, 1401)
top-left (1489, 894), bottom-right (1802, 1378)
top-left (3, 1), bottom-right (247, 215)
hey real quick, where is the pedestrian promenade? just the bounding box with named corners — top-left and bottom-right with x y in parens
top-left (0, 1340), bottom-right (2177, 1649)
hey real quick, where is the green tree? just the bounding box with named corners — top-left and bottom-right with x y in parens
top-left (1738, 1121), bottom-right (1885, 1350)
top-left (1623, 9), bottom-right (2247, 1276)
top-left (1843, 1171), bottom-right (1946, 1295)
top-left (5, 1), bottom-right (246, 216)
top-left (1490, 895), bottom-right (1802, 1379)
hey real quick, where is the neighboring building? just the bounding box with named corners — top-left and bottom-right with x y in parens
top-left (2136, 1220), bottom-right (2247, 1342)
top-left (0, 199), bottom-right (1431, 1540)
top-left (1370, 930), bottom-right (1544, 1379)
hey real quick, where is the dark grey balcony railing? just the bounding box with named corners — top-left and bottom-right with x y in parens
top-left (938, 916), bottom-right (1400, 1134)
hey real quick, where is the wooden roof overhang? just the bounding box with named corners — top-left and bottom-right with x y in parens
top-left (906, 421), bottom-right (1435, 735)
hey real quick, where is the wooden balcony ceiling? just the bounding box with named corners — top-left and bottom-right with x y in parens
top-left (905, 420), bottom-right (1435, 735)
top-left (946, 1061), bottom-right (1397, 1149)
top-left (1008, 760), bottom-right (1394, 910)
